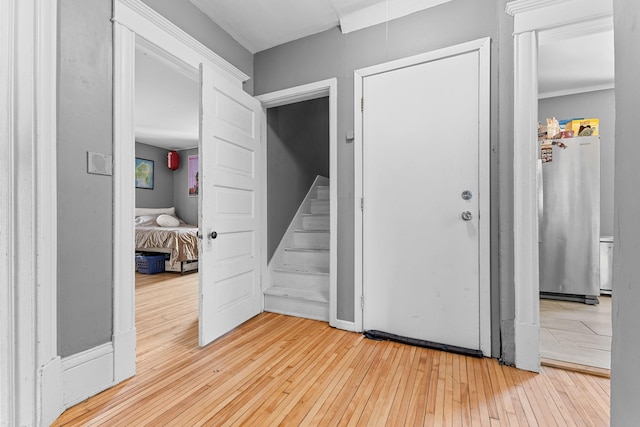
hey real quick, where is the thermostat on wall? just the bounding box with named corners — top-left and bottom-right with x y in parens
top-left (87, 151), bottom-right (113, 176)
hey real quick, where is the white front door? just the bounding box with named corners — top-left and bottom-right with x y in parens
top-left (198, 64), bottom-right (262, 346)
top-left (360, 40), bottom-right (490, 354)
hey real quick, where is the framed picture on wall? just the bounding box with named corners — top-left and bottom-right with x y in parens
top-left (135, 158), bottom-right (154, 189)
top-left (188, 155), bottom-right (199, 197)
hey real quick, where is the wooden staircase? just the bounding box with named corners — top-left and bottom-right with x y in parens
top-left (264, 177), bottom-right (330, 321)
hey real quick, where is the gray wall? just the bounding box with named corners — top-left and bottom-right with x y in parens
top-left (174, 148), bottom-right (199, 225)
top-left (267, 98), bottom-right (330, 261)
top-left (140, 0), bottom-right (254, 94)
top-left (57, 0), bottom-right (113, 357)
top-left (254, 0), bottom-right (509, 358)
top-left (611, 0), bottom-right (640, 423)
top-left (539, 89), bottom-right (615, 236)
top-left (135, 142), bottom-right (175, 210)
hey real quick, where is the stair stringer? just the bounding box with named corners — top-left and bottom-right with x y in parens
top-left (266, 175), bottom-right (329, 292)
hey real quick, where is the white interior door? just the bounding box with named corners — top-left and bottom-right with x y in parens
top-left (361, 44), bottom-right (489, 354)
top-left (198, 64), bottom-right (262, 346)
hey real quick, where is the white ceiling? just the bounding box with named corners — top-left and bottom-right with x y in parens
top-left (538, 21), bottom-right (615, 99)
top-left (190, 0), bottom-right (452, 53)
top-left (135, 46), bottom-right (199, 150)
top-left (134, 5), bottom-right (615, 149)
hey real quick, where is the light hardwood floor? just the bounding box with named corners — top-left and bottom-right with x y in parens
top-left (53, 273), bottom-right (610, 426)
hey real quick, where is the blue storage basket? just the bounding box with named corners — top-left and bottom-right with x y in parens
top-left (136, 254), bottom-right (166, 274)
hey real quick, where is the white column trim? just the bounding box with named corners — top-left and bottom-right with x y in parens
top-left (0, 0), bottom-right (16, 424)
top-left (256, 78), bottom-right (339, 329)
top-left (113, 23), bottom-right (137, 384)
top-left (512, 31), bottom-right (541, 372)
top-left (113, 0), bottom-right (248, 87)
top-left (0, 0), bottom-right (61, 424)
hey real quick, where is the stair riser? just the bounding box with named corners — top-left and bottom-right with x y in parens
top-left (303, 216), bottom-right (329, 230)
top-left (317, 187), bottom-right (330, 200)
top-left (264, 295), bottom-right (329, 322)
top-left (294, 232), bottom-right (329, 249)
top-left (285, 251), bottom-right (329, 268)
top-left (274, 270), bottom-right (329, 292)
top-left (310, 200), bottom-right (329, 214)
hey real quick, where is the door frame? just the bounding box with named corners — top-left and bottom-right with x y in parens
top-left (255, 79), bottom-right (340, 329)
top-left (1, 0), bottom-right (61, 425)
top-left (354, 37), bottom-right (492, 356)
top-left (505, 0), bottom-right (614, 372)
top-left (111, 0), bottom-right (256, 397)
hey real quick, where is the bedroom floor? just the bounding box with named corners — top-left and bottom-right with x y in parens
top-left (540, 296), bottom-right (612, 371)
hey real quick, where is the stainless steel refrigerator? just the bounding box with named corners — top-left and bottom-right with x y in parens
top-left (539, 136), bottom-right (600, 304)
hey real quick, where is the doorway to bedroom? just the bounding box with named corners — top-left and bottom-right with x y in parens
top-left (133, 38), bottom-right (201, 355)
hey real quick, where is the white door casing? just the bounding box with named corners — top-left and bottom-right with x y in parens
top-left (354, 37), bottom-right (491, 356)
top-left (255, 78), bottom-right (343, 330)
top-left (198, 63), bottom-right (263, 346)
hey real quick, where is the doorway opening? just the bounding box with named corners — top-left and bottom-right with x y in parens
top-left (536, 21), bottom-right (615, 374)
top-left (263, 98), bottom-right (331, 322)
top-left (257, 79), bottom-right (339, 329)
top-left (133, 38), bottom-right (201, 357)
top-left (507, 0), bottom-right (615, 372)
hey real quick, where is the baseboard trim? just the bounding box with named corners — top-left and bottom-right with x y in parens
top-left (62, 342), bottom-right (114, 408)
top-left (39, 356), bottom-right (63, 426)
top-left (113, 328), bottom-right (136, 383)
top-left (333, 319), bottom-right (358, 333)
top-left (514, 321), bottom-right (540, 372)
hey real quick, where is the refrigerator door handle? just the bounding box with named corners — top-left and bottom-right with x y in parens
top-left (537, 159), bottom-right (543, 243)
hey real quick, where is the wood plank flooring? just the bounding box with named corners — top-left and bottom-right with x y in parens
top-left (52, 273), bottom-right (610, 426)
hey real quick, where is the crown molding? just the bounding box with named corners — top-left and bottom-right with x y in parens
top-left (505, 0), bottom-right (570, 16)
top-left (538, 82), bottom-right (615, 99)
top-left (538, 15), bottom-right (613, 45)
top-left (114, 0), bottom-right (249, 84)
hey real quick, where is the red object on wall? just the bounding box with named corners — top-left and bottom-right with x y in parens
top-left (167, 150), bottom-right (180, 170)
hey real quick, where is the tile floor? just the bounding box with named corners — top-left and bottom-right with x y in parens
top-left (539, 296), bottom-right (612, 369)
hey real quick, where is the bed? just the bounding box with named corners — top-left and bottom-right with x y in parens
top-left (135, 207), bottom-right (199, 273)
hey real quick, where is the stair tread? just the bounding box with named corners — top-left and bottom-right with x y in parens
top-left (302, 213), bottom-right (329, 217)
top-left (284, 247), bottom-right (329, 253)
top-left (264, 287), bottom-right (329, 303)
top-left (310, 198), bottom-right (329, 202)
top-left (275, 265), bottom-right (329, 275)
top-left (295, 229), bottom-right (329, 234)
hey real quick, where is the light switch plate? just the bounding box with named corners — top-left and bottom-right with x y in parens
top-left (87, 151), bottom-right (113, 176)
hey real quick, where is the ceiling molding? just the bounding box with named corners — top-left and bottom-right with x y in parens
top-left (136, 37), bottom-right (199, 82)
top-left (538, 15), bottom-right (613, 45)
top-left (506, 0), bottom-right (613, 35)
top-left (505, 0), bottom-right (570, 16)
top-left (538, 82), bottom-right (615, 100)
top-left (114, 0), bottom-right (250, 83)
top-left (339, 0), bottom-right (452, 34)
top-left (190, 0), bottom-right (261, 53)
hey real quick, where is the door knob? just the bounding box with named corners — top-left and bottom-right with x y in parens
top-left (461, 211), bottom-right (473, 221)
top-left (209, 231), bottom-right (218, 239)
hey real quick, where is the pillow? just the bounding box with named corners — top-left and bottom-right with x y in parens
top-left (134, 215), bottom-right (159, 226)
top-left (156, 214), bottom-right (180, 227)
top-left (135, 207), bottom-right (175, 217)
